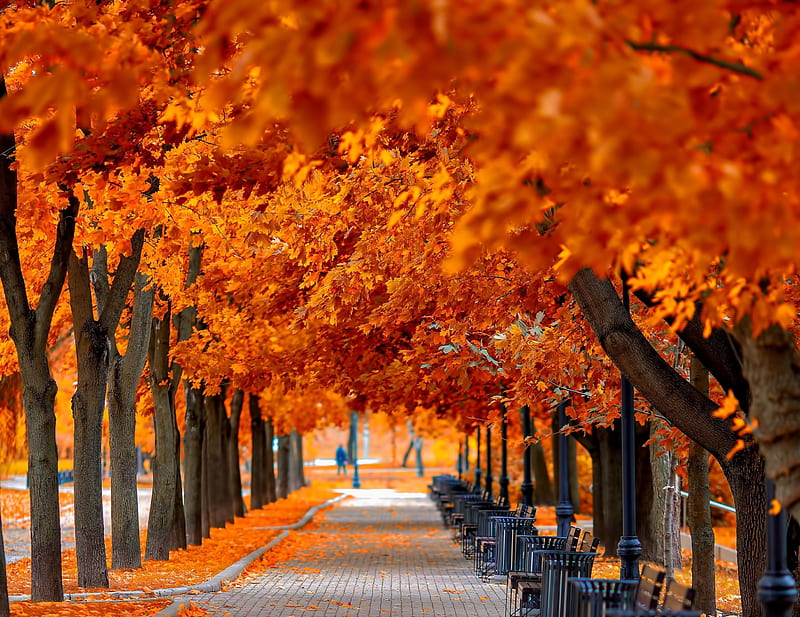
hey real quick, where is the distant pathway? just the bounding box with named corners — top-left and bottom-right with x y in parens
top-left (175, 489), bottom-right (507, 617)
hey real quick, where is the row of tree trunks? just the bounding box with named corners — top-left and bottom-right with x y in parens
top-left (249, 394), bottom-right (278, 509)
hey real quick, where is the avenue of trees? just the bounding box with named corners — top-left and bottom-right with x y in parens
top-left (0, 3), bottom-right (799, 617)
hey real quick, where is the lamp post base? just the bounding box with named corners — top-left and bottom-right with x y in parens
top-left (758, 571), bottom-right (797, 617)
top-left (617, 536), bottom-right (642, 580)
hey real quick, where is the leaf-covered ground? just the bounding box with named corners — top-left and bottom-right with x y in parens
top-left (2, 468), bottom-right (742, 616)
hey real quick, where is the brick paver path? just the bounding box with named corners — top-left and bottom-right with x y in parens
top-left (179, 489), bottom-right (506, 617)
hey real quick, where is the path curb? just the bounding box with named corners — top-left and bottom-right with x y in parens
top-left (7, 494), bottom-right (347, 613)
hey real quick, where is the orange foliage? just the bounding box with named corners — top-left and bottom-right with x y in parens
top-left (5, 486), bottom-right (337, 595)
top-left (8, 599), bottom-right (171, 617)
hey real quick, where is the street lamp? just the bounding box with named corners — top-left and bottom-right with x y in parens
top-left (485, 424), bottom-right (494, 499)
top-left (555, 399), bottom-right (574, 537)
top-left (520, 405), bottom-right (534, 507)
top-left (474, 426), bottom-right (482, 491)
top-left (618, 280), bottom-right (642, 579)
top-left (499, 406), bottom-right (509, 503)
top-left (351, 411), bottom-right (360, 489)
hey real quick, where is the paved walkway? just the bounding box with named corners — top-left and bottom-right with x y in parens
top-left (175, 489), bottom-right (507, 617)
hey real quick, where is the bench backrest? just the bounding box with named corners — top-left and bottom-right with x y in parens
top-left (578, 530), bottom-right (601, 554)
top-left (662, 579), bottom-right (696, 611)
top-left (495, 495), bottom-right (509, 508)
top-left (635, 564), bottom-right (666, 610)
top-left (519, 505), bottom-right (535, 519)
top-left (564, 525), bottom-right (582, 551)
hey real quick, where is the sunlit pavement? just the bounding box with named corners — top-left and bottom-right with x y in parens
top-left (172, 488), bottom-right (507, 617)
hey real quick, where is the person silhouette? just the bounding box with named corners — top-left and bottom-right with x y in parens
top-left (335, 444), bottom-right (347, 474)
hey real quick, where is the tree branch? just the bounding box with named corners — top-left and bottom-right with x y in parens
top-left (626, 40), bottom-right (763, 80)
top-left (98, 228), bottom-right (145, 334)
top-left (35, 191), bottom-right (79, 354)
top-left (569, 268), bottom-right (740, 462)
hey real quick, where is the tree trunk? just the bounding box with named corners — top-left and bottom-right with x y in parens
top-left (531, 441), bottom-right (555, 505)
top-left (106, 272), bottom-right (153, 570)
top-left (687, 357), bottom-right (716, 616)
top-left (0, 510), bottom-right (9, 617)
top-left (0, 77), bottom-right (74, 603)
top-left (724, 449), bottom-right (768, 617)
top-left (276, 434), bottom-right (290, 499)
top-left (597, 424), bottom-right (623, 554)
top-left (146, 307), bottom-right (186, 560)
top-left (249, 394), bottom-right (265, 510)
top-left (569, 268), bottom-right (763, 613)
top-left (265, 418), bottom-right (277, 503)
top-left (204, 391), bottom-right (232, 528)
top-left (228, 389), bottom-right (246, 518)
top-left (735, 321), bottom-right (800, 532)
top-left (68, 251), bottom-right (110, 589)
top-left (289, 429), bottom-right (304, 492)
top-left (649, 420), bottom-right (681, 574)
top-left (575, 431), bottom-right (603, 540)
top-left (184, 384), bottom-right (205, 545)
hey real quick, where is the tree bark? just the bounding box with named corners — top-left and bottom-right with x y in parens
top-left (0, 88), bottom-right (75, 598)
top-left (289, 429), bottom-right (304, 492)
top-left (185, 384), bottom-right (205, 544)
top-left (146, 310), bottom-right (179, 560)
top-left (249, 394), bottom-right (265, 510)
top-left (648, 419), bottom-right (681, 574)
top-left (687, 357), bottom-right (716, 615)
top-left (70, 228), bottom-right (144, 580)
top-left (145, 303), bottom-right (187, 560)
top-left (734, 320), bottom-right (800, 526)
top-left (228, 389), bottom-right (246, 518)
top-left (106, 270), bottom-right (153, 570)
top-left (204, 390), bottom-right (233, 528)
top-left (569, 268), bottom-right (765, 616)
top-left (531, 427), bottom-right (555, 505)
top-left (265, 418), bottom-right (277, 503)
top-left (0, 510), bottom-right (9, 617)
top-left (276, 434), bottom-right (290, 499)
top-left (68, 250), bottom-right (110, 589)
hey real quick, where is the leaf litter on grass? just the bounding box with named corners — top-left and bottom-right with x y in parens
top-left (6, 485), bottom-right (338, 596)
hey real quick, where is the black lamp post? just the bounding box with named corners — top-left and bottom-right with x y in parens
top-left (758, 479), bottom-right (798, 617)
top-left (618, 281), bottom-right (642, 579)
top-left (499, 406), bottom-right (509, 503)
top-left (474, 426), bottom-right (482, 491)
top-left (485, 425), bottom-right (493, 498)
top-left (555, 400), bottom-right (575, 537)
top-left (520, 405), bottom-right (534, 507)
top-left (351, 411), bottom-right (361, 489)
top-left (465, 435), bottom-right (470, 474)
top-left (457, 441), bottom-right (463, 482)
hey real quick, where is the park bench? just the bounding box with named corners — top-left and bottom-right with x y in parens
top-left (451, 488), bottom-right (493, 543)
top-left (514, 529), bottom-right (600, 617)
top-left (605, 572), bottom-right (699, 617)
top-left (474, 504), bottom-right (536, 580)
top-left (504, 527), bottom-right (575, 617)
top-left (565, 562), bottom-right (666, 617)
top-left (510, 525), bottom-right (583, 616)
top-left (460, 494), bottom-right (510, 557)
top-left (439, 480), bottom-right (474, 526)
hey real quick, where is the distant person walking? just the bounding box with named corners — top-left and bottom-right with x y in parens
top-left (335, 444), bottom-right (348, 474)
